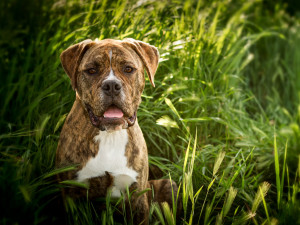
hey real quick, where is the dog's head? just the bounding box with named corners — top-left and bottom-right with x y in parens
top-left (60, 38), bottom-right (159, 131)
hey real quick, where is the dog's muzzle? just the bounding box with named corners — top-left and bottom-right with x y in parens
top-left (85, 104), bottom-right (136, 131)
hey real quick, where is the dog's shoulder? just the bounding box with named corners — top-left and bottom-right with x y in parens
top-left (56, 99), bottom-right (99, 166)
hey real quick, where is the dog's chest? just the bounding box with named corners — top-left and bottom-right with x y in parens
top-left (77, 129), bottom-right (138, 197)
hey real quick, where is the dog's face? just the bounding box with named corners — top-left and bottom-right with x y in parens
top-left (60, 39), bottom-right (159, 131)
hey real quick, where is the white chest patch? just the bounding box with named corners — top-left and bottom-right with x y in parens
top-left (77, 129), bottom-right (138, 197)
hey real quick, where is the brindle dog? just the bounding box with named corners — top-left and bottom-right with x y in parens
top-left (56, 38), bottom-right (179, 224)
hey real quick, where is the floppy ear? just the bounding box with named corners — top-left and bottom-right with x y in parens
top-left (122, 38), bottom-right (159, 87)
top-left (60, 39), bottom-right (95, 90)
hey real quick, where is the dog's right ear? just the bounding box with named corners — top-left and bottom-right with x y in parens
top-left (60, 39), bottom-right (95, 90)
top-left (122, 38), bottom-right (159, 87)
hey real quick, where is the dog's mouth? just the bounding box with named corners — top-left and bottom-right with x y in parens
top-left (86, 104), bottom-right (136, 131)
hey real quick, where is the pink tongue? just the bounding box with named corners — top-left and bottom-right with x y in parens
top-left (103, 106), bottom-right (124, 118)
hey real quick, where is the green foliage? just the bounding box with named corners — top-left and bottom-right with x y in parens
top-left (0, 0), bottom-right (300, 224)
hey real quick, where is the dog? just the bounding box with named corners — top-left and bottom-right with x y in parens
top-left (56, 38), bottom-right (179, 224)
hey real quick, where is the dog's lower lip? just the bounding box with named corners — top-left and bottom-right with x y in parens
top-left (128, 112), bottom-right (136, 125)
top-left (86, 104), bottom-right (100, 126)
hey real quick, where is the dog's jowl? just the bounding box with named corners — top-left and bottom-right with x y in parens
top-left (56, 38), bottom-right (179, 224)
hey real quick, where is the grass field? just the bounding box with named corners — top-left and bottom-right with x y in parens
top-left (0, 0), bottom-right (300, 224)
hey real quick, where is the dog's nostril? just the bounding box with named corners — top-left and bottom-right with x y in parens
top-left (115, 83), bottom-right (121, 91)
top-left (103, 83), bottom-right (110, 91)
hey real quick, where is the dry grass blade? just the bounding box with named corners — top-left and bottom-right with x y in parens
top-left (213, 151), bottom-right (226, 176)
top-left (223, 186), bottom-right (238, 217)
top-left (252, 182), bottom-right (271, 213)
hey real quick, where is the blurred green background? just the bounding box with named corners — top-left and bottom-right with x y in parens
top-left (0, 0), bottom-right (300, 224)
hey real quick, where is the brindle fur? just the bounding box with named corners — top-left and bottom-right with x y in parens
top-left (56, 39), bottom-right (180, 224)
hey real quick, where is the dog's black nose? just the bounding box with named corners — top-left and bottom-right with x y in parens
top-left (101, 80), bottom-right (122, 96)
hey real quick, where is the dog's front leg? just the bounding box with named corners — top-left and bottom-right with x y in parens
top-left (128, 192), bottom-right (149, 225)
top-left (123, 182), bottom-right (149, 225)
top-left (58, 171), bottom-right (114, 199)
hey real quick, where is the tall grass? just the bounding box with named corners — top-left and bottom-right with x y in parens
top-left (0, 0), bottom-right (299, 224)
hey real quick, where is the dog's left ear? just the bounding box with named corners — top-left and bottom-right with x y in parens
top-left (60, 39), bottom-right (95, 90)
top-left (123, 38), bottom-right (159, 87)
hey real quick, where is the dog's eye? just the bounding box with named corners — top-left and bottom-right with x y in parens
top-left (86, 68), bottom-right (97, 75)
top-left (123, 66), bottom-right (134, 74)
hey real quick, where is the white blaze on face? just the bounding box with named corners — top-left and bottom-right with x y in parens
top-left (101, 49), bottom-right (125, 100)
top-left (109, 49), bottom-right (112, 65)
top-left (105, 50), bottom-right (118, 82)
top-left (105, 68), bottom-right (117, 81)
top-left (76, 129), bottom-right (138, 197)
